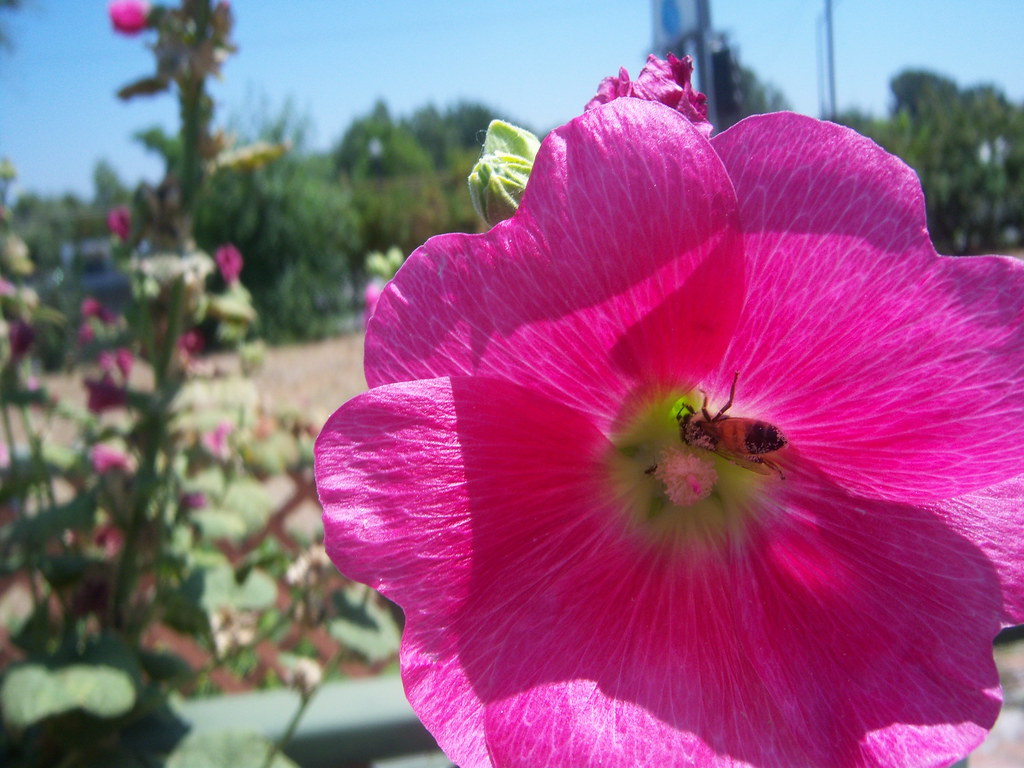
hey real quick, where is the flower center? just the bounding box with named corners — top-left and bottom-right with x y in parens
top-left (653, 447), bottom-right (717, 506)
top-left (606, 391), bottom-right (766, 546)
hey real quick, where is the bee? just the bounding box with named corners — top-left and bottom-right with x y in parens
top-left (677, 372), bottom-right (787, 477)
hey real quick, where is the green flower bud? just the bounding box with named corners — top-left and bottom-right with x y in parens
top-left (468, 121), bottom-right (541, 227)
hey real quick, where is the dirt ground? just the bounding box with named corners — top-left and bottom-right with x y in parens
top-left (243, 332), bottom-right (368, 422)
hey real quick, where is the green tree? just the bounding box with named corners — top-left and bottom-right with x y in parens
top-left (196, 105), bottom-right (362, 341)
top-left (92, 159), bottom-right (131, 210)
top-left (333, 100), bottom-right (502, 256)
top-left (736, 65), bottom-right (790, 117)
top-left (333, 101), bottom-right (433, 181)
top-left (839, 70), bottom-right (1024, 254)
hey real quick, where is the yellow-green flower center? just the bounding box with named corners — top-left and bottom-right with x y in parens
top-left (606, 391), bottom-right (771, 547)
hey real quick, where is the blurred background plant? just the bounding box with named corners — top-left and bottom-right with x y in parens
top-left (0, 3), bottom-right (401, 766)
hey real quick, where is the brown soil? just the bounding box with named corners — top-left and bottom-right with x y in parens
top-left (241, 332), bottom-right (369, 419)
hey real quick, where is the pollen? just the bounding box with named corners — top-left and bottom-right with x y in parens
top-left (654, 447), bottom-right (717, 507)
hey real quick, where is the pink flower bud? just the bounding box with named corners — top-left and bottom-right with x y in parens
top-left (108, 0), bottom-right (150, 35)
top-left (100, 347), bottom-right (134, 380)
top-left (85, 375), bottom-right (127, 413)
top-left (77, 322), bottom-right (95, 346)
top-left (202, 420), bottom-right (234, 461)
top-left (82, 297), bottom-right (117, 325)
top-left (215, 243), bottom-right (244, 284)
top-left (106, 205), bottom-right (132, 241)
top-left (8, 320), bottom-right (34, 360)
top-left (90, 443), bottom-right (135, 475)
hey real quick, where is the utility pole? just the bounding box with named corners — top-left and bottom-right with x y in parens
top-left (653, 0), bottom-right (717, 126)
top-left (694, 0), bottom-right (717, 128)
top-left (824, 0), bottom-right (837, 119)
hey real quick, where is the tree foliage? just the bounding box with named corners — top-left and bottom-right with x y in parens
top-left (839, 70), bottom-right (1024, 254)
top-left (195, 150), bottom-right (361, 342)
top-left (332, 100), bottom-right (511, 255)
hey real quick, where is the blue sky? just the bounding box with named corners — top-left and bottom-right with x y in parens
top-left (1, 0), bottom-right (1022, 197)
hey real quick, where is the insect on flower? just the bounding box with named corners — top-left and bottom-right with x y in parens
top-left (678, 372), bottom-right (787, 477)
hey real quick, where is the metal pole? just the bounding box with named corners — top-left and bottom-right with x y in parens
top-left (824, 0), bottom-right (837, 118)
top-left (695, 0), bottom-right (718, 128)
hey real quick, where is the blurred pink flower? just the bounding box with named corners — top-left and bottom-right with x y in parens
top-left (215, 243), bottom-right (244, 284)
top-left (177, 328), bottom-right (205, 368)
top-left (202, 420), bottom-right (233, 461)
top-left (0, 441), bottom-right (9, 469)
top-left (315, 77), bottom-right (1024, 767)
top-left (77, 322), bottom-right (95, 346)
top-left (108, 0), bottom-right (149, 35)
top-left (8, 320), bottom-right (34, 360)
top-left (82, 297), bottom-right (117, 325)
top-left (106, 205), bottom-right (132, 241)
top-left (94, 525), bottom-right (126, 558)
top-left (179, 491), bottom-right (207, 510)
top-left (100, 347), bottom-right (134, 380)
top-left (90, 443), bottom-right (135, 475)
top-left (85, 374), bottom-right (127, 413)
top-left (0, 278), bottom-right (14, 297)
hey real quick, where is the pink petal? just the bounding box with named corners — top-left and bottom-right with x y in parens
top-left (365, 99), bottom-right (744, 432)
top-left (710, 113), bottom-right (1024, 503)
top-left (316, 375), bottom-right (612, 766)
top-left (936, 473), bottom-right (1024, 626)
top-left (316, 376), bottom-right (1001, 768)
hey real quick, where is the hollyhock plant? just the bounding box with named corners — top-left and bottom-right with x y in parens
top-left (315, 60), bottom-right (1024, 768)
top-left (108, 0), bottom-right (150, 35)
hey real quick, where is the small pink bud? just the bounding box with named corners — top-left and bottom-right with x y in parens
top-left (9, 320), bottom-right (34, 360)
top-left (85, 375), bottom-right (127, 413)
top-left (106, 206), bottom-right (132, 241)
top-left (90, 443), bottom-right (135, 475)
top-left (108, 0), bottom-right (150, 35)
top-left (82, 297), bottom-right (116, 325)
top-left (215, 243), bottom-right (244, 284)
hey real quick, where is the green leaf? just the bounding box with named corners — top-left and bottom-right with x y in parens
top-left (5, 495), bottom-right (96, 548)
top-left (193, 509), bottom-right (248, 541)
top-left (160, 571), bottom-right (210, 637)
top-left (165, 729), bottom-right (299, 768)
top-left (117, 76), bottom-right (170, 100)
top-left (328, 586), bottom-right (402, 663)
top-left (0, 663), bottom-right (136, 730)
top-left (138, 649), bottom-right (193, 685)
top-left (219, 478), bottom-right (273, 533)
top-left (39, 553), bottom-right (91, 588)
top-left (243, 432), bottom-right (299, 476)
top-left (207, 292), bottom-right (256, 324)
top-left (200, 565), bottom-right (277, 612)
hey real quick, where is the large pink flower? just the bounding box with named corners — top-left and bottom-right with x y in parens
top-left (315, 90), bottom-right (1024, 766)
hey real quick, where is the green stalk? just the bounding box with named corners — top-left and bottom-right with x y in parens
top-left (178, 1), bottom-right (212, 232)
top-left (261, 648), bottom-right (343, 768)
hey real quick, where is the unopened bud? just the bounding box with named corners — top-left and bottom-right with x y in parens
top-left (468, 121), bottom-right (540, 227)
